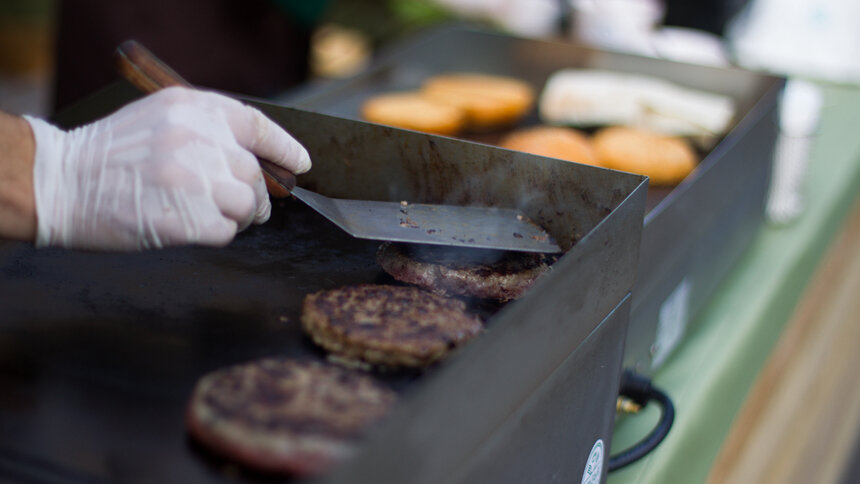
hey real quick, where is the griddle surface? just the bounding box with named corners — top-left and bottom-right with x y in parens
top-left (0, 199), bottom-right (502, 483)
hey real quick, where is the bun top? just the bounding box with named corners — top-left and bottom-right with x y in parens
top-left (499, 126), bottom-right (599, 166)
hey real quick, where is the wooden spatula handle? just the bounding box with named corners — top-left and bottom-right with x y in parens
top-left (115, 40), bottom-right (192, 92)
top-left (114, 39), bottom-right (295, 198)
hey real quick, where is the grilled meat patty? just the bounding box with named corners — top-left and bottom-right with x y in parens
top-left (376, 242), bottom-right (556, 301)
top-left (301, 284), bottom-right (483, 368)
top-left (186, 358), bottom-right (396, 477)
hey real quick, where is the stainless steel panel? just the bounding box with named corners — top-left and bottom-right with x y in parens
top-left (322, 295), bottom-right (632, 484)
top-left (628, 89), bottom-right (780, 372)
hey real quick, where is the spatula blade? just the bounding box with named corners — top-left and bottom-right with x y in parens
top-left (291, 187), bottom-right (561, 253)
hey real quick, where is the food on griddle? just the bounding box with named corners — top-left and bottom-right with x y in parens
top-left (419, 73), bottom-right (535, 131)
top-left (591, 126), bottom-right (697, 186)
top-left (377, 242), bottom-right (555, 302)
top-left (186, 358), bottom-right (396, 477)
top-left (498, 125), bottom-right (600, 166)
top-left (360, 72), bottom-right (534, 135)
top-left (538, 68), bottom-right (736, 140)
top-left (301, 284), bottom-right (483, 368)
top-left (361, 91), bottom-right (466, 136)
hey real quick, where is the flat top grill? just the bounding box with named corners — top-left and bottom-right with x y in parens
top-left (0, 73), bottom-right (647, 483)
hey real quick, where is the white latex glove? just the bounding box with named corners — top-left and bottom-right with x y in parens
top-left (24, 87), bottom-right (311, 250)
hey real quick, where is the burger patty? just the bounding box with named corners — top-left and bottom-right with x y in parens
top-left (186, 358), bottom-right (396, 477)
top-left (301, 284), bottom-right (483, 368)
top-left (376, 242), bottom-right (556, 301)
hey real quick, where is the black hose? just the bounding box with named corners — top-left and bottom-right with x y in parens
top-left (608, 370), bottom-right (676, 472)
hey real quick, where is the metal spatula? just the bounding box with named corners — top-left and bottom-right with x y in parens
top-left (114, 40), bottom-right (561, 253)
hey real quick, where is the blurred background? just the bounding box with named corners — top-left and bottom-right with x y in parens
top-left (3, 0), bottom-right (857, 117)
top-left (0, 0), bottom-right (55, 116)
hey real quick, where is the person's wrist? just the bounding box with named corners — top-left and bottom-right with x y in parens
top-left (0, 112), bottom-right (37, 241)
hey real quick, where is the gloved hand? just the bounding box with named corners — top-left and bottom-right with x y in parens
top-left (24, 87), bottom-right (311, 250)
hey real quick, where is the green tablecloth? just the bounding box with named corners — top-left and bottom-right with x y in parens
top-left (609, 82), bottom-right (860, 484)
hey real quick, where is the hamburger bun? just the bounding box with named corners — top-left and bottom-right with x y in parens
top-left (592, 126), bottom-right (697, 186)
top-left (499, 126), bottom-right (600, 166)
top-left (420, 73), bottom-right (535, 131)
top-left (361, 91), bottom-right (466, 136)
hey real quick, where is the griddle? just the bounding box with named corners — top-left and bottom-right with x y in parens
top-left (282, 24), bottom-right (784, 376)
top-left (0, 80), bottom-right (648, 483)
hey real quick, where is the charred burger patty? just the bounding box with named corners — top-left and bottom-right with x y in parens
top-left (376, 242), bottom-right (556, 301)
top-left (186, 358), bottom-right (396, 477)
top-left (301, 284), bottom-right (483, 368)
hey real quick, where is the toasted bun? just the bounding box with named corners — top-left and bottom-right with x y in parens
top-left (499, 126), bottom-right (600, 166)
top-left (420, 73), bottom-right (535, 131)
top-left (592, 126), bottom-right (697, 186)
top-left (361, 92), bottom-right (466, 136)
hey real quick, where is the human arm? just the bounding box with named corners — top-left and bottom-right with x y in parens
top-left (1, 87), bottom-right (311, 250)
top-left (0, 110), bottom-right (37, 241)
